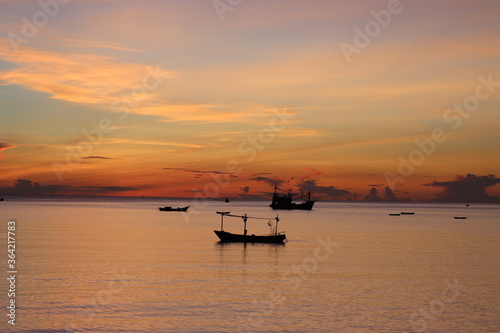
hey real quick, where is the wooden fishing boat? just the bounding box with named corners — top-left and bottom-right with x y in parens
top-left (214, 230), bottom-right (286, 243)
top-left (214, 212), bottom-right (286, 244)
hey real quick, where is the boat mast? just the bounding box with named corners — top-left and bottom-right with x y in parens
top-left (275, 215), bottom-right (279, 235)
top-left (243, 214), bottom-right (247, 235)
top-left (217, 211), bottom-right (231, 231)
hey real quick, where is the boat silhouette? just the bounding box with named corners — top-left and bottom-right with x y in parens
top-left (159, 205), bottom-right (190, 212)
top-left (269, 186), bottom-right (315, 210)
top-left (214, 212), bottom-right (286, 243)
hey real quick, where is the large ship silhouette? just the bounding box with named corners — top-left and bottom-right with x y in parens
top-left (269, 186), bottom-right (315, 210)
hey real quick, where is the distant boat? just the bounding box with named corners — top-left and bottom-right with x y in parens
top-left (269, 186), bottom-right (315, 210)
top-left (454, 216), bottom-right (467, 219)
top-left (225, 198), bottom-right (230, 203)
top-left (159, 206), bottom-right (190, 212)
top-left (389, 213), bottom-right (401, 216)
top-left (401, 212), bottom-right (415, 215)
top-left (214, 212), bottom-right (286, 244)
top-left (0, 198), bottom-right (4, 201)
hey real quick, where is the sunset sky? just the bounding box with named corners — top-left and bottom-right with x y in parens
top-left (1, 0), bottom-right (499, 202)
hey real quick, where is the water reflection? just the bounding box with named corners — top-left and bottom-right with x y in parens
top-left (215, 241), bottom-right (285, 265)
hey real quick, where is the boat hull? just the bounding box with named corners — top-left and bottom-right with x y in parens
top-left (159, 206), bottom-right (190, 212)
top-left (270, 200), bottom-right (315, 210)
top-left (214, 230), bottom-right (286, 243)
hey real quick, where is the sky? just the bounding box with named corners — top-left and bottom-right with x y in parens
top-left (0, 0), bottom-right (499, 202)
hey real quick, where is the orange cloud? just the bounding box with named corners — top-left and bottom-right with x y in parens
top-left (0, 38), bottom-right (172, 105)
top-left (136, 104), bottom-right (244, 123)
top-left (101, 138), bottom-right (220, 151)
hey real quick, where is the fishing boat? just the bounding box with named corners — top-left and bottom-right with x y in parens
top-left (389, 213), bottom-right (400, 216)
top-left (269, 186), bottom-right (315, 210)
top-left (159, 205), bottom-right (190, 212)
top-left (214, 212), bottom-right (286, 243)
top-left (401, 212), bottom-right (415, 215)
top-left (454, 216), bottom-right (467, 220)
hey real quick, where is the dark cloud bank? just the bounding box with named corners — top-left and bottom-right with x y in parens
top-left (0, 179), bottom-right (135, 196)
top-left (424, 174), bottom-right (500, 203)
top-left (1, 174), bottom-right (498, 203)
top-left (248, 173), bottom-right (500, 203)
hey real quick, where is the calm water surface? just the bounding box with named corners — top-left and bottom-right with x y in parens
top-left (1, 198), bottom-right (499, 332)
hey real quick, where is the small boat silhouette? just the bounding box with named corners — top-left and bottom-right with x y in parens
top-left (389, 213), bottom-right (400, 216)
top-left (454, 216), bottom-right (467, 220)
top-left (159, 206), bottom-right (190, 212)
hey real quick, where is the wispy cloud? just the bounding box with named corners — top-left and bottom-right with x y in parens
top-left (0, 143), bottom-right (14, 160)
top-left (102, 138), bottom-right (217, 150)
top-left (0, 38), bottom-right (277, 124)
top-left (81, 155), bottom-right (113, 160)
top-left (0, 38), bottom-right (171, 105)
top-left (0, 143), bottom-right (13, 150)
top-left (44, 34), bottom-right (140, 52)
top-left (139, 104), bottom-right (284, 124)
top-left (163, 167), bottom-right (234, 175)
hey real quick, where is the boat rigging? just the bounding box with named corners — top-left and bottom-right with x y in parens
top-left (214, 211), bottom-right (286, 243)
top-left (269, 185), bottom-right (315, 210)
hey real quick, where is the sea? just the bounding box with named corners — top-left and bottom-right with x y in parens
top-left (0, 197), bottom-right (499, 333)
